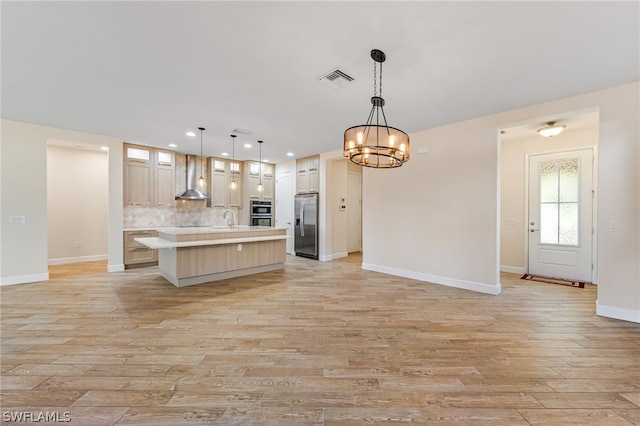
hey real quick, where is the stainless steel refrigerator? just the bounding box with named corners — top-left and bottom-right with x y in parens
top-left (294, 193), bottom-right (318, 259)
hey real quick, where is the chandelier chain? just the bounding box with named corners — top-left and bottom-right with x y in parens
top-left (373, 60), bottom-right (377, 97)
top-left (379, 61), bottom-right (382, 98)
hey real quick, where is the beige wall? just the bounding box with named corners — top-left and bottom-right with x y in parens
top-left (500, 126), bottom-right (599, 273)
top-left (47, 144), bottom-right (109, 263)
top-left (361, 82), bottom-right (639, 322)
top-left (330, 159), bottom-right (348, 259)
top-left (1, 120), bottom-right (124, 285)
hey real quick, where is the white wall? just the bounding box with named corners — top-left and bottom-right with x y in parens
top-left (1, 120), bottom-right (124, 285)
top-left (362, 82), bottom-right (639, 322)
top-left (500, 126), bottom-right (599, 274)
top-left (47, 144), bottom-right (109, 264)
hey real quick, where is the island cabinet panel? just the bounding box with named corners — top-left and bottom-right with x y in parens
top-left (175, 240), bottom-right (285, 279)
top-left (146, 226), bottom-right (287, 287)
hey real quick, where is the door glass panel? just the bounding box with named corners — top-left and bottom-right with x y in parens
top-left (540, 203), bottom-right (559, 244)
top-left (540, 161), bottom-right (559, 202)
top-left (559, 159), bottom-right (579, 202)
top-left (559, 203), bottom-right (579, 245)
top-left (539, 158), bottom-right (580, 246)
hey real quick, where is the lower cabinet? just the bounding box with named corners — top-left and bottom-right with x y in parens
top-left (124, 230), bottom-right (158, 268)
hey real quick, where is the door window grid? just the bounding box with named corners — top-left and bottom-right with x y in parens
top-left (539, 159), bottom-right (580, 246)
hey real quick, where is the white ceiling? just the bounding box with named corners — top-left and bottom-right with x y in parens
top-left (2, 2), bottom-right (638, 163)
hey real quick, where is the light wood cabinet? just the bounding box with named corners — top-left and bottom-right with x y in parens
top-left (207, 157), bottom-right (243, 208)
top-left (261, 163), bottom-right (274, 201)
top-left (124, 143), bottom-right (175, 207)
top-left (155, 149), bottom-right (176, 207)
top-left (244, 161), bottom-right (275, 201)
top-left (124, 230), bottom-right (158, 268)
top-left (124, 144), bottom-right (153, 206)
top-left (296, 155), bottom-right (319, 194)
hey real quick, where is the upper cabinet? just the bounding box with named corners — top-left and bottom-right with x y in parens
top-left (207, 157), bottom-right (243, 208)
top-left (244, 161), bottom-right (275, 201)
top-left (296, 155), bottom-right (319, 194)
top-left (154, 149), bottom-right (176, 207)
top-left (124, 143), bottom-right (175, 207)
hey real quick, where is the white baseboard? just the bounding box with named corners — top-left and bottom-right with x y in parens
top-left (108, 264), bottom-right (125, 273)
top-left (596, 300), bottom-right (640, 323)
top-left (319, 252), bottom-right (349, 262)
top-left (48, 254), bottom-right (108, 265)
top-left (0, 272), bottom-right (49, 286)
top-left (362, 263), bottom-right (501, 295)
top-left (500, 265), bottom-right (525, 274)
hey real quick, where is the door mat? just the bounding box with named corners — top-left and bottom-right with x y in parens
top-left (521, 274), bottom-right (585, 288)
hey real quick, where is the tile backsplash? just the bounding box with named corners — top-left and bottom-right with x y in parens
top-left (124, 201), bottom-right (239, 228)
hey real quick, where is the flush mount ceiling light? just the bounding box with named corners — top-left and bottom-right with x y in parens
top-left (186, 131), bottom-right (196, 137)
top-left (344, 49), bottom-right (410, 168)
top-left (537, 121), bottom-right (566, 138)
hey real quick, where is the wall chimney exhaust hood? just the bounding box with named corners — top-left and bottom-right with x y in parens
top-left (175, 154), bottom-right (209, 200)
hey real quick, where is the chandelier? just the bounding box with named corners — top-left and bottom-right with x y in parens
top-left (344, 49), bottom-right (410, 168)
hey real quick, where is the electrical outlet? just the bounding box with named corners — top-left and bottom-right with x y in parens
top-left (609, 221), bottom-right (619, 232)
top-left (75, 241), bottom-right (83, 248)
top-left (9, 216), bottom-right (26, 224)
top-left (237, 244), bottom-right (243, 251)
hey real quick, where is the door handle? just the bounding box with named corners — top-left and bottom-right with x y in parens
top-left (530, 228), bottom-right (539, 232)
top-left (300, 201), bottom-right (305, 237)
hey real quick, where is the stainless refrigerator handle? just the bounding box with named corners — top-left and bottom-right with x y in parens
top-left (299, 200), bottom-right (305, 237)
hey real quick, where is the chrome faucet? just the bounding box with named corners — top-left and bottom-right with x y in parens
top-left (223, 210), bottom-right (234, 229)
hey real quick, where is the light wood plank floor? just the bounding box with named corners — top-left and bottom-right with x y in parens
top-left (2, 254), bottom-right (639, 425)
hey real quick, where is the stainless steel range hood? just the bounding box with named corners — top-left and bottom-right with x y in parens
top-left (175, 155), bottom-right (209, 200)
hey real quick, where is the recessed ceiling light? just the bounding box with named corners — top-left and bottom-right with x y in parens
top-left (100, 146), bottom-right (109, 151)
top-left (221, 152), bottom-right (229, 157)
top-left (286, 152), bottom-right (294, 157)
top-left (244, 143), bottom-right (252, 148)
top-left (186, 131), bottom-right (196, 137)
top-left (168, 143), bottom-right (178, 148)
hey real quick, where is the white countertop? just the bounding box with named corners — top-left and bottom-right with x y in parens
top-left (157, 226), bottom-right (286, 236)
top-left (135, 235), bottom-right (287, 249)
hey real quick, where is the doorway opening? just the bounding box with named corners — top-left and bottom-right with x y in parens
top-left (46, 139), bottom-right (109, 276)
top-left (499, 109), bottom-right (599, 284)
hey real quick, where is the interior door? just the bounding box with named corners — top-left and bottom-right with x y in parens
top-left (275, 170), bottom-right (294, 254)
top-left (347, 172), bottom-right (362, 252)
top-left (528, 149), bottom-right (593, 282)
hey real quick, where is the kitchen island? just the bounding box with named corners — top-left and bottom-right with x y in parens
top-left (135, 226), bottom-right (287, 287)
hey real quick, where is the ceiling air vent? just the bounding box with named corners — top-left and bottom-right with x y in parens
top-left (231, 128), bottom-right (252, 135)
top-left (317, 68), bottom-right (354, 89)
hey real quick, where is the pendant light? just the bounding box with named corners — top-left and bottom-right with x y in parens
top-left (229, 134), bottom-right (237, 190)
top-left (257, 140), bottom-right (264, 192)
top-left (197, 127), bottom-right (206, 188)
top-left (344, 49), bottom-right (410, 168)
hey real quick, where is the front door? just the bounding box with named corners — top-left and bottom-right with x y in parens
top-left (528, 149), bottom-right (593, 282)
